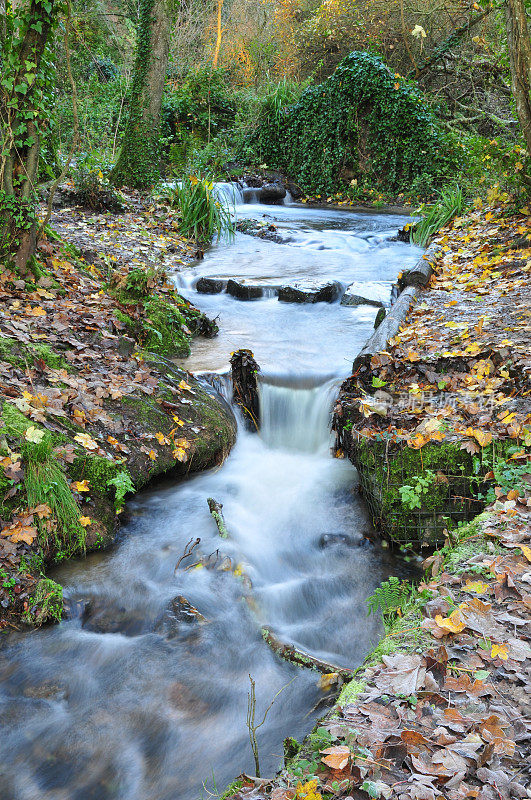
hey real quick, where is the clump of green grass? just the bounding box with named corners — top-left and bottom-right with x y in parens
top-left (166, 174), bottom-right (235, 243)
top-left (25, 457), bottom-right (86, 558)
top-left (412, 185), bottom-right (466, 247)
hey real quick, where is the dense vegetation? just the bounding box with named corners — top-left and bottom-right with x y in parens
top-left (0, 0), bottom-right (530, 270)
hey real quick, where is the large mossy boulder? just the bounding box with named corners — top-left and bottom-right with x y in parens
top-left (249, 51), bottom-right (459, 195)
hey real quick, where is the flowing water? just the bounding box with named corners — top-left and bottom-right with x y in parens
top-left (0, 189), bottom-right (421, 800)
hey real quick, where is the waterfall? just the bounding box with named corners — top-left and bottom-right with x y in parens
top-left (258, 376), bottom-right (340, 454)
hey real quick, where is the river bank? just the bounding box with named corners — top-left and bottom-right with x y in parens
top-left (0, 205), bottom-right (236, 629)
top-left (222, 201), bottom-right (531, 800)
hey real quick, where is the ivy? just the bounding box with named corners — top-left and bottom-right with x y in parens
top-left (111, 0), bottom-right (161, 189)
top-left (247, 51), bottom-right (461, 195)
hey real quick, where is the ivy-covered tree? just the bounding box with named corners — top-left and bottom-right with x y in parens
top-left (505, 0), bottom-right (531, 182)
top-left (0, 0), bottom-right (60, 274)
top-left (111, 0), bottom-right (172, 189)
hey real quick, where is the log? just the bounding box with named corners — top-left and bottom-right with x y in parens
top-left (262, 626), bottom-right (354, 681)
top-left (400, 242), bottom-right (440, 288)
top-left (352, 286), bottom-right (419, 373)
top-left (207, 497), bottom-right (229, 538)
top-left (230, 348), bottom-right (260, 430)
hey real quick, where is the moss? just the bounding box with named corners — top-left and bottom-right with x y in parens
top-left (338, 678), bottom-right (366, 704)
top-left (1, 401), bottom-right (36, 438)
top-left (23, 578), bottom-right (63, 626)
top-left (25, 457), bottom-right (86, 557)
top-left (218, 780), bottom-right (244, 800)
top-left (351, 435), bottom-right (512, 545)
top-left (0, 336), bottom-right (68, 370)
top-left (143, 297), bottom-right (191, 358)
top-left (70, 453), bottom-right (122, 493)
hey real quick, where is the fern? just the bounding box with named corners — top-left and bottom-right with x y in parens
top-left (366, 577), bottom-right (412, 619)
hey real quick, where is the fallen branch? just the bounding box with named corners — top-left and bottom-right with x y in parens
top-left (207, 497), bottom-right (229, 538)
top-left (174, 537), bottom-right (200, 573)
top-left (262, 626), bottom-right (354, 680)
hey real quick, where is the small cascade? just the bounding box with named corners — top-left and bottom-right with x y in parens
top-left (258, 376), bottom-right (339, 454)
top-left (212, 181), bottom-right (245, 206)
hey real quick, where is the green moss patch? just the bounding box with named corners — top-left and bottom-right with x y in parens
top-left (0, 335), bottom-right (68, 370)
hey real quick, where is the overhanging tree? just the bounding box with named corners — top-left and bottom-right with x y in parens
top-left (111, 0), bottom-right (172, 189)
top-left (0, 0), bottom-right (60, 274)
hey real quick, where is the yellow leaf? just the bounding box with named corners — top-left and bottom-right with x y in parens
top-left (155, 432), bottom-right (168, 445)
top-left (79, 516), bottom-right (92, 527)
top-left (318, 672), bottom-right (339, 690)
top-left (148, 449), bottom-right (157, 461)
top-left (434, 609), bottom-right (466, 633)
top-left (74, 433), bottom-right (99, 451)
top-left (463, 580), bottom-right (489, 594)
top-left (71, 480), bottom-right (90, 492)
top-left (24, 426), bottom-right (45, 444)
top-left (178, 380), bottom-right (192, 391)
top-left (490, 644), bottom-right (508, 660)
top-left (473, 429), bottom-right (492, 447)
top-left (173, 447), bottom-right (188, 462)
top-left (518, 544), bottom-right (531, 562)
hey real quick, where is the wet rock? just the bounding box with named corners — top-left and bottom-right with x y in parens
top-left (259, 183), bottom-right (287, 204)
top-left (374, 307), bottom-right (386, 329)
top-left (318, 533), bottom-right (356, 548)
top-left (287, 181), bottom-right (304, 200)
top-left (226, 279), bottom-right (264, 300)
top-left (340, 281), bottom-right (390, 308)
top-left (196, 277), bottom-right (227, 294)
top-left (278, 280), bottom-right (342, 304)
top-left (81, 600), bottom-right (148, 636)
top-left (154, 595), bottom-right (206, 640)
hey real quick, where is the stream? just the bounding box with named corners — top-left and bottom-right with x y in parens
top-left (0, 188), bottom-right (421, 800)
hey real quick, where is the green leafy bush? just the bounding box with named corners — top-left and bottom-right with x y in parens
top-left (162, 67), bottom-right (237, 143)
top-left (246, 51), bottom-right (459, 195)
top-left (72, 154), bottom-right (124, 212)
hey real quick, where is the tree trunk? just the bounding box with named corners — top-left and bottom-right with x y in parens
top-left (212, 0), bottom-right (223, 68)
top-left (111, 0), bottom-right (171, 189)
top-left (0, 0), bottom-right (56, 274)
top-left (505, 0), bottom-right (531, 159)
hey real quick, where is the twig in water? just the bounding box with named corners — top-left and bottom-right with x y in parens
top-left (174, 537), bottom-right (200, 573)
top-left (246, 674), bottom-right (295, 777)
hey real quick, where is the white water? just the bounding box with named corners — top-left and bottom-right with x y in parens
top-left (0, 189), bottom-right (421, 800)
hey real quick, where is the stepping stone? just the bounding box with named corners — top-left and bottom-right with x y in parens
top-left (226, 279), bottom-right (264, 300)
top-left (340, 281), bottom-right (391, 308)
top-left (278, 280), bottom-right (343, 304)
top-left (258, 182), bottom-right (287, 203)
top-left (196, 277), bottom-right (227, 294)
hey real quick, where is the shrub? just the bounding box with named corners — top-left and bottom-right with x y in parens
top-left (246, 51), bottom-right (459, 195)
top-left (72, 154), bottom-right (124, 212)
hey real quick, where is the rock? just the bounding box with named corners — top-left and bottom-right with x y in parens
top-left (278, 280), bottom-right (343, 304)
top-left (116, 335), bottom-right (135, 358)
top-left (196, 277), bottom-right (227, 294)
top-left (154, 595), bottom-right (206, 640)
top-left (318, 533), bottom-right (356, 548)
top-left (340, 281), bottom-right (391, 308)
top-left (374, 308), bottom-right (386, 329)
top-left (81, 600), bottom-right (147, 636)
top-left (226, 279), bottom-right (264, 300)
top-left (259, 182), bottom-right (287, 204)
top-left (287, 181), bottom-right (304, 200)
